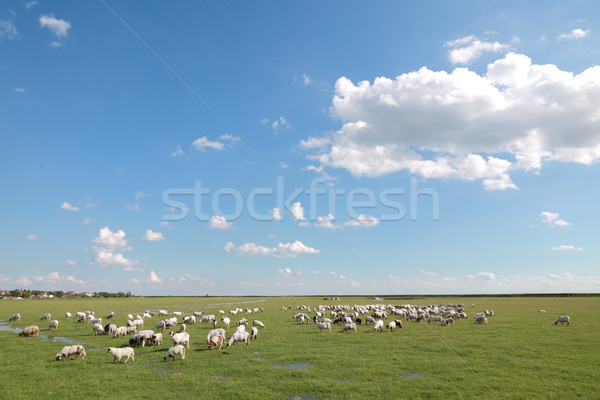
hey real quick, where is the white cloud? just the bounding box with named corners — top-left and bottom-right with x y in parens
top-left (278, 267), bottom-right (292, 277)
top-left (14, 276), bottom-right (32, 286)
top-left (271, 116), bottom-right (291, 134)
top-left (82, 218), bottom-right (93, 225)
top-left (135, 191), bottom-right (153, 200)
top-left (540, 211), bottom-right (571, 227)
top-left (60, 202), bottom-right (81, 212)
top-left (344, 214), bottom-right (379, 227)
top-left (445, 35), bottom-right (510, 65)
top-left (0, 17), bottom-right (18, 41)
top-left (312, 270), bottom-right (321, 274)
top-left (303, 52), bottom-right (600, 190)
top-left (33, 271), bottom-right (85, 286)
top-left (550, 244), bottom-right (583, 251)
top-left (558, 28), bottom-right (590, 40)
top-left (475, 272), bottom-right (496, 280)
top-left (260, 117), bottom-right (270, 125)
top-left (289, 202), bottom-right (305, 221)
top-left (39, 14), bottom-right (70, 38)
top-left (142, 229), bottom-right (164, 241)
top-left (302, 73), bottom-right (312, 86)
top-left (280, 161), bottom-right (290, 169)
top-left (209, 215), bottom-right (232, 229)
top-left (25, 1), bottom-right (38, 10)
top-left (63, 259), bottom-right (80, 266)
top-left (125, 203), bottom-right (140, 211)
top-left (160, 221), bottom-right (169, 227)
top-left (171, 144), bottom-right (183, 157)
top-left (225, 240), bottom-right (320, 258)
top-left (420, 269), bottom-right (439, 276)
top-left (146, 270), bottom-right (162, 283)
top-left (90, 226), bottom-right (137, 267)
top-left (13, 88), bottom-right (26, 94)
top-left (24, 234), bottom-right (37, 241)
top-left (314, 214), bottom-right (341, 229)
top-left (191, 136), bottom-right (225, 151)
top-left (123, 266), bottom-right (145, 272)
top-left (270, 207), bottom-right (282, 221)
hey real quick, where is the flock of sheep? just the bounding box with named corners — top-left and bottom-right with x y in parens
top-left (10, 306), bottom-right (266, 363)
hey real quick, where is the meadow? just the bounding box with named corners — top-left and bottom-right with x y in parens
top-left (0, 295), bottom-right (598, 399)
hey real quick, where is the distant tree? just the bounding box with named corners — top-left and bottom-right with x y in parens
top-left (54, 291), bottom-right (64, 298)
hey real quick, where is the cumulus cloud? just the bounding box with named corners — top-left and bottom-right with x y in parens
top-left (289, 202), bottom-right (305, 221)
top-left (445, 35), bottom-right (510, 65)
top-left (191, 134), bottom-right (238, 151)
top-left (540, 211), bottom-right (571, 226)
top-left (33, 271), bottom-right (85, 286)
top-left (558, 28), bottom-right (590, 40)
top-left (24, 234), bottom-right (37, 241)
top-left (344, 215), bottom-right (380, 227)
top-left (146, 270), bottom-right (162, 283)
top-left (224, 240), bottom-right (319, 258)
top-left (60, 202), bottom-right (81, 212)
top-left (142, 229), bottom-right (164, 241)
top-left (278, 267), bottom-right (292, 277)
top-left (302, 52), bottom-right (600, 190)
top-left (550, 244), bottom-right (583, 251)
top-left (90, 226), bottom-right (137, 267)
top-left (39, 14), bottom-right (70, 39)
top-left (270, 207), bottom-right (282, 221)
top-left (209, 215), bottom-right (232, 229)
top-left (314, 214), bottom-right (341, 229)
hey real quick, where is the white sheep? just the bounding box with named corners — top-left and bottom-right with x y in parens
top-left (428, 316), bottom-right (443, 324)
top-left (208, 335), bottom-right (225, 350)
top-left (164, 345), bottom-right (185, 361)
top-left (90, 317), bottom-right (103, 325)
top-left (19, 325), bottom-right (39, 337)
top-left (165, 317), bottom-right (177, 328)
top-left (172, 311), bottom-right (182, 317)
top-left (55, 345), bottom-right (86, 361)
top-left (250, 327), bottom-right (258, 341)
top-left (77, 315), bottom-right (86, 323)
top-left (156, 320), bottom-right (166, 330)
top-left (76, 311), bottom-right (85, 320)
top-left (92, 323), bottom-right (105, 335)
top-left (555, 315), bottom-right (571, 326)
top-left (65, 312), bottom-right (72, 319)
top-left (475, 315), bottom-right (488, 324)
top-left (150, 333), bottom-right (163, 346)
top-left (226, 331), bottom-right (249, 348)
top-left (179, 323), bottom-right (187, 333)
top-left (107, 311), bottom-right (115, 319)
top-left (158, 309), bottom-right (168, 316)
top-left (170, 332), bottom-right (190, 349)
top-left (316, 321), bottom-right (331, 333)
top-left (104, 323), bottom-right (117, 335)
top-left (342, 323), bottom-right (357, 333)
top-left (127, 314), bottom-right (134, 321)
top-left (49, 320), bottom-right (59, 330)
top-left (373, 320), bottom-right (384, 332)
top-left (9, 313), bottom-right (21, 322)
top-left (236, 318), bottom-right (248, 326)
top-left (207, 328), bottom-right (226, 344)
top-left (386, 321), bottom-right (397, 331)
top-left (539, 309), bottom-right (546, 313)
top-left (113, 327), bottom-right (128, 338)
top-left (235, 325), bottom-right (246, 334)
top-left (183, 315), bottom-right (196, 324)
top-left (365, 316), bottom-right (376, 325)
top-left (129, 333), bottom-right (147, 347)
top-left (143, 312), bottom-right (152, 320)
top-left (41, 313), bottom-right (51, 321)
top-left (126, 326), bottom-right (137, 334)
top-left (252, 320), bottom-right (265, 328)
top-left (221, 317), bottom-right (231, 328)
top-left (193, 311), bottom-right (204, 317)
top-left (107, 347), bottom-right (135, 363)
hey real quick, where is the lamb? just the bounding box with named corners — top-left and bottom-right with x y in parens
top-left (179, 323), bottom-right (186, 333)
top-left (373, 320), bottom-right (384, 332)
top-left (386, 321), bottom-right (397, 331)
top-left (143, 312), bottom-right (152, 319)
top-left (65, 312), bottom-right (72, 319)
top-left (19, 325), bottom-right (39, 337)
top-left (342, 323), bottom-right (357, 333)
top-left (208, 335), bottom-right (225, 350)
top-left (250, 327), bottom-right (258, 341)
top-left (316, 321), bottom-right (331, 333)
top-left (555, 315), bottom-right (571, 326)
top-left (49, 320), bottom-right (59, 330)
top-left (9, 313), bottom-right (21, 322)
top-left (55, 345), bottom-right (86, 361)
top-left (252, 320), bottom-right (265, 328)
top-left (149, 333), bottom-right (163, 346)
top-left (41, 313), bottom-right (51, 320)
top-left (164, 345), bottom-right (185, 361)
top-left (113, 327), bottom-right (128, 338)
top-left (92, 323), bottom-right (105, 335)
top-left (226, 331), bottom-right (250, 348)
top-left (170, 332), bottom-right (190, 349)
top-left (77, 315), bottom-right (86, 323)
top-left (221, 317), bottom-right (231, 328)
top-left (129, 333), bottom-right (147, 347)
top-left (107, 311), bottom-right (115, 319)
top-left (107, 347), bottom-right (135, 364)
top-left (206, 328), bottom-right (226, 344)
top-left (104, 324), bottom-right (117, 335)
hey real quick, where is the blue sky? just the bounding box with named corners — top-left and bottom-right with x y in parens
top-left (2, 1), bottom-right (600, 295)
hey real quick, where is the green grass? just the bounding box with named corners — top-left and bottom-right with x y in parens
top-left (0, 296), bottom-right (598, 399)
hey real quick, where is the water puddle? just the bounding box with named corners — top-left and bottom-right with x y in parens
top-left (271, 363), bottom-right (312, 370)
top-left (40, 335), bottom-right (80, 344)
top-left (213, 376), bottom-right (230, 380)
top-left (400, 373), bottom-right (424, 379)
top-left (0, 323), bottom-right (22, 334)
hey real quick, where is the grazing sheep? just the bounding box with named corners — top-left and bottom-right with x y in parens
top-left (316, 321), bottom-right (331, 333)
top-left (19, 325), bottom-right (40, 337)
top-left (41, 313), bottom-right (51, 321)
top-left (373, 320), bottom-right (384, 332)
top-left (235, 324), bottom-right (246, 334)
top-left (207, 328), bottom-right (227, 344)
top-left (164, 317), bottom-right (177, 328)
top-left (253, 320), bottom-right (265, 328)
top-left (49, 320), bottom-right (59, 330)
top-left (127, 314), bottom-right (134, 321)
top-left (158, 309), bottom-right (168, 316)
top-left (92, 323), bottom-right (105, 335)
top-left (221, 317), bottom-right (231, 328)
top-left (156, 320), bottom-right (166, 330)
top-left (126, 326), bottom-right (138, 334)
top-left (475, 315), bottom-right (488, 324)
top-left (90, 318), bottom-right (102, 325)
top-left (342, 323), bottom-right (357, 333)
top-left (77, 315), bottom-right (86, 323)
top-left (386, 321), bottom-right (397, 331)
top-left (65, 312), bottom-right (72, 319)
top-left (428, 316), bottom-right (443, 324)
top-left (555, 315), bottom-right (571, 326)
top-left (183, 315), bottom-right (196, 325)
top-left (107, 347), bottom-right (135, 364)
top-left (170, 332), bottom-right (190, 349)
top-left (365, 316), bottom-right (376, 325)
top-left (250, 327), bottom-right (258, 341)
top-left (55, 345), bottom-right (86, 361)
top-left (143, 313), bottom-right (152, 320)
top-left (113, 327), bottom-right (128, 338)
top-left (226, 331), bottom-right (250, 348)
top-left (172, 311), bottom-right (182, 317)
top-left (149, 333), bottom-right (163, 346)
top-left (164, 345), bottom-right (185, 361)
top-left (539, 309), bottom-right (546, 313)
top-left (193, 311), bottom-right (204, 317)
top-left (236, 318), bottom-right (248, 326)
top-left (179, 323), bottom-right (186, 333)
top-left (104, 324), bottom-right (117, 335)
top-left (208, 335), bottom-right (225, 350)
top-left (129, 333), bottom-right (147, 347)
top-left (9, 313), bottom-right (21, 322)
top-left (107, 311), bottom-right (115, 319)
top-left (444, 318), bottom-right (454, 326)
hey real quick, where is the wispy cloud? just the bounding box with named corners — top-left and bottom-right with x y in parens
top-left (550, 244), bottom-right (583, 251)
top-left (540, 211), bottom-right (570, 227)
top-left (24, 234), bottom-right (37, 241)
top-left (39, 14), bottom-right (71, 47)
top-left (0, 16), bottom-right (18, 42)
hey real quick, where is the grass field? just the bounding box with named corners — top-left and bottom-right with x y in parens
top-left (0, 295), bottom-right (598, 399)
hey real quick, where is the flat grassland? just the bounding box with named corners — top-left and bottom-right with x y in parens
top-left (0, 295), bottom-right (598, 399)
